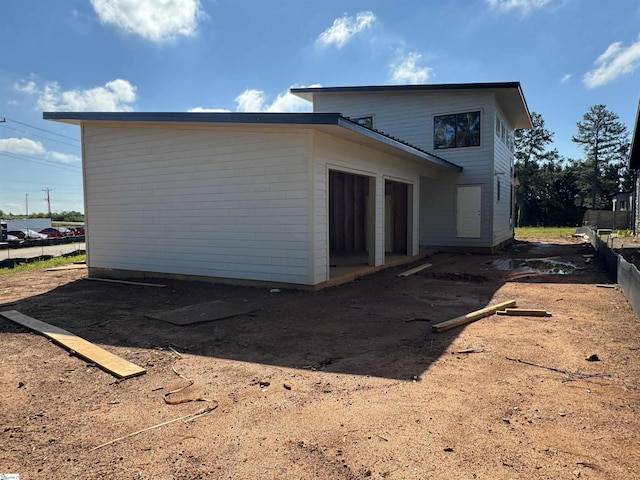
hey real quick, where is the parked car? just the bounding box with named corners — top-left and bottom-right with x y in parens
top-left (40, 227), bottom-right (72, 237)
top-left (6, 234), bottom-right (22, 246)
top-left (69, 226), bottom-right (85, 236)
top-left (8, 229), bottom-right (48, 240)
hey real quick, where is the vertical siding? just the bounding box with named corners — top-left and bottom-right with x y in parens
top-left (83, 123), bottom-right (312, 284)
top-left (314, 91), bottom-right (501, 249)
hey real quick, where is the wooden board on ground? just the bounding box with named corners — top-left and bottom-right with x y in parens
top-left (0, 310), bottom-right (146, 379)
top-left (145, 300), bottom-right (258, 326)
top-left (397, 263), bottom-right (432, 278)
top-left (432, 300), bottom-right (517, 333)
top-left (85, 277), bottom-right (166, 287)
top-left (496, 308), bottom-right (552, 317)
top-left (46, 264), bottom-right (88, 271)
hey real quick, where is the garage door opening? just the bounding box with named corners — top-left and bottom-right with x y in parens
top-left (385, 179), bottom-right (408, 256)
top-left (329, 170), bottom-right (372, 273)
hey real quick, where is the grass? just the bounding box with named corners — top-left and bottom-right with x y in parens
top-left (0, 253), bottom-right (86, 275)
top-left (514, 227), bottom-right (576, 239)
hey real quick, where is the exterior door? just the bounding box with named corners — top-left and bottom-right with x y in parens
top-left (456, 185), bottom-right (481, 238)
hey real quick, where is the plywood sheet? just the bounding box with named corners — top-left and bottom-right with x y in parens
top-left (146, 301), bottom-right (257, 326)
top-left (0, 310), bottom-right (146, 379)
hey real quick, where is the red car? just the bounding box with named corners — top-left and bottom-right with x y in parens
top-left (40, 227), bottom-right (72, 237)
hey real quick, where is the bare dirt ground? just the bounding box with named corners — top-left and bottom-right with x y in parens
top-left (1, 237), bottom-right (639, 479)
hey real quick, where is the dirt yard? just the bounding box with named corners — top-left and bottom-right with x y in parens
top-left (1, 237), bottom-right (639, 479)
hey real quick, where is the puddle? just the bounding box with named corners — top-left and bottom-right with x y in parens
top-left (491, 257), bottom-right (576, 275)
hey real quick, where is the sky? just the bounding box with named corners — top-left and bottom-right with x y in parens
top-left (1, 0), bottom-right (640, 215)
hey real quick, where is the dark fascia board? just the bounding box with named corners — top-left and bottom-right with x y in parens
top-left (43, 111), bottom-right (463, 172)
top-left (291, 82), bottom-right (533, 130)
top-left (291, 81), bottom-right (523, 98)
top-left (629, 99), bottom-right (640, 170)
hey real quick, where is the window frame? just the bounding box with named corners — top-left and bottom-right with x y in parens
top-left (434, 110), bottom-right (481, 150)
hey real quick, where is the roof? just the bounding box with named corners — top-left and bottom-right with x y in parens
top-left (291, 82), bottom-right (533, 130)
top-left (43, 111), bottom-right (463, 173)
top-left (629, 99), bottom-right (640, 170)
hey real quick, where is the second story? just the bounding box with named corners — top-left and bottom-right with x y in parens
top-left (291, 82), bottom-right (532, 172)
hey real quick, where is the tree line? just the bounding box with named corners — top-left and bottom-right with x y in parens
top-left (515, 105), bottom-right (631, 227)
top-left (0, 211), bottom-right (85, 222)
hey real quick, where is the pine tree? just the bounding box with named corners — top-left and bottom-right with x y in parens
top-left (571, 105), bottom-right (630, 210)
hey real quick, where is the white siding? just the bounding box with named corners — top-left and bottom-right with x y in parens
top-left (493, 108), bottom-right (516, 245)
top-left (83, 124), bottom-right (312, 284)
top-left (314, 91), bottom-right (502, 249)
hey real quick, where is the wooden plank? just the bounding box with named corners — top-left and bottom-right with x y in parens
top-left (45, 264), bottom-right (88, 271)
top-left (397, 263), bottom-right (432, 278)
top-left (496, 309), bottom-right (552, 317)
top-left (432, 300), bottom-right (517, 333)
top-left (85, 277), bottom-right (166, 287)
top-left (0, 310), bottom-right (146, 379)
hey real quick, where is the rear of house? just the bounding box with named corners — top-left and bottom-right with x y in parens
top-left (45, 82), bottom-right (531, 287)
top-left (291, 83), bottom-right (532, 253)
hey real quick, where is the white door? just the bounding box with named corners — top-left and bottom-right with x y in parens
top-left (457, 185), bottom-right (481, 238)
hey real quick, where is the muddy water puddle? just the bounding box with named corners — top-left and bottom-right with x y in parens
top-left (491, 257), bottom-right (577, 275)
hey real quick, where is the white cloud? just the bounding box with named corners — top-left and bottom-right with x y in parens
top-left (316, 11), bottom-right (376, 49)
top-left (90, 0), bottom-right (206, 42)
top-left (36, 79), bottom-right (137, 112)
top-left (14, 80), bottom-right (38, 95)
top-left (0, 138), bottom-right (45, 155)
top-left (234, 85), bottom-right (320, 113)
top-left (583, 36), bottom-right (640, 89)
top-left (560, 73), bottom-right (571, 83)
top-left (235, 89), bottom-right (267, 112)
top-left (187, 107), bottom-right (231, 113)
top-left (49, 152), bottom-right (81, 163)
top-left (389, 52), bottom-right (432, 84)
top-left (486, 0), bottom-right (551, 16)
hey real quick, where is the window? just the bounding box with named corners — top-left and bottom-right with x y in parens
top-left (352, 116), bottom-right (373, 129)
top-left (496, 178), bottom-right (501, 201)
top-left (434, 111), bottom-right (481, 149)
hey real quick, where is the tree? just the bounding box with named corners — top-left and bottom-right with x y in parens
top-left (514, 112), bottom-right (557, 226)
top-left (571, 105), bottom-right (630, 210)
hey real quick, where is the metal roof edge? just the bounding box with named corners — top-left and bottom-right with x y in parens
top-left (43, 111), bottom-right (462, 172)
top-left (291, 82), bottom-right (522, 96)
top-left (629, 99), bottom-right (640, 170)
top-left (336, 116), bottom-right (463, 172)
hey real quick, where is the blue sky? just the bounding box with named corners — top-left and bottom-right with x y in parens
top-left (1, 0), bottom-right (639, 214)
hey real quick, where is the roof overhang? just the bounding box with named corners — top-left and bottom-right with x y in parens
top-left (291, 82), bottom-right (533, 130)
top-left (629, 99), bottom-right (640, 170)
top-left (44, 111), bottom-right (462, 173)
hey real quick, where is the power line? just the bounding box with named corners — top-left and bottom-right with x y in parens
top-left (0, 152), bottom-right (81, 172)
top-left (3, 116), bottom-right (79, 142)
top-left (0, 124), bottom-right (80, 148)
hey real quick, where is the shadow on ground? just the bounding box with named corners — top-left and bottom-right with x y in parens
top-left (0, 238), bottom-right (611, 381)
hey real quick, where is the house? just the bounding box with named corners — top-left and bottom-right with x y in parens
top-left (44, 82), bottom-right (531, 288)
top-left (628, 99), bottom-right (640, 233)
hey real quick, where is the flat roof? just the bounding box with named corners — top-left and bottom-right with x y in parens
top-left (291, 82), bottom-right (533, 130)
top-left (44, 111), bottom-right (463, 173)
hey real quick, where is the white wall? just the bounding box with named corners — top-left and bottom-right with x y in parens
top-left (312, 130), bottom-right (429, 279)
top-left (313, 90), bottom-right (502, 249)
top-left (82, 123), bottom-right (313, 284)
top-left (6, 218), bottom-right (52, 232)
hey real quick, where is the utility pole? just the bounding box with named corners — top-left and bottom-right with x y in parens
top-left (25, 193), bottom-right (29, 216)
top-left (42, 188), bottom-right (53, 217)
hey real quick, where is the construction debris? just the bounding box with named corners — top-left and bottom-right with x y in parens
top-left (432, 300), bottom-right (516, 332)
top-left (91, 404), bottom-right (218, 451)
top-left (496, 308), bottom-right (552, 317)
top-left (85, 277), bottom-right (166, 287)
top-left (397, 263), bottom-right (432, 278)
top-left (0, 310), bottom-right (145, 379)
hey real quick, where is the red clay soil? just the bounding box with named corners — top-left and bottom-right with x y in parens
top-left (1, 237), bottom-right (639, 479)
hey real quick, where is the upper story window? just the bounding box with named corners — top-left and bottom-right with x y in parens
top-left (352, 116), bottom-right (374, 129)
top-left (434, 111), bottom-right (481, 149)
top-left (495, 114), bottom-right (515, 152)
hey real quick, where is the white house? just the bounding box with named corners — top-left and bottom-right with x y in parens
top-left (44, 82), bottom-right (531, 288)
